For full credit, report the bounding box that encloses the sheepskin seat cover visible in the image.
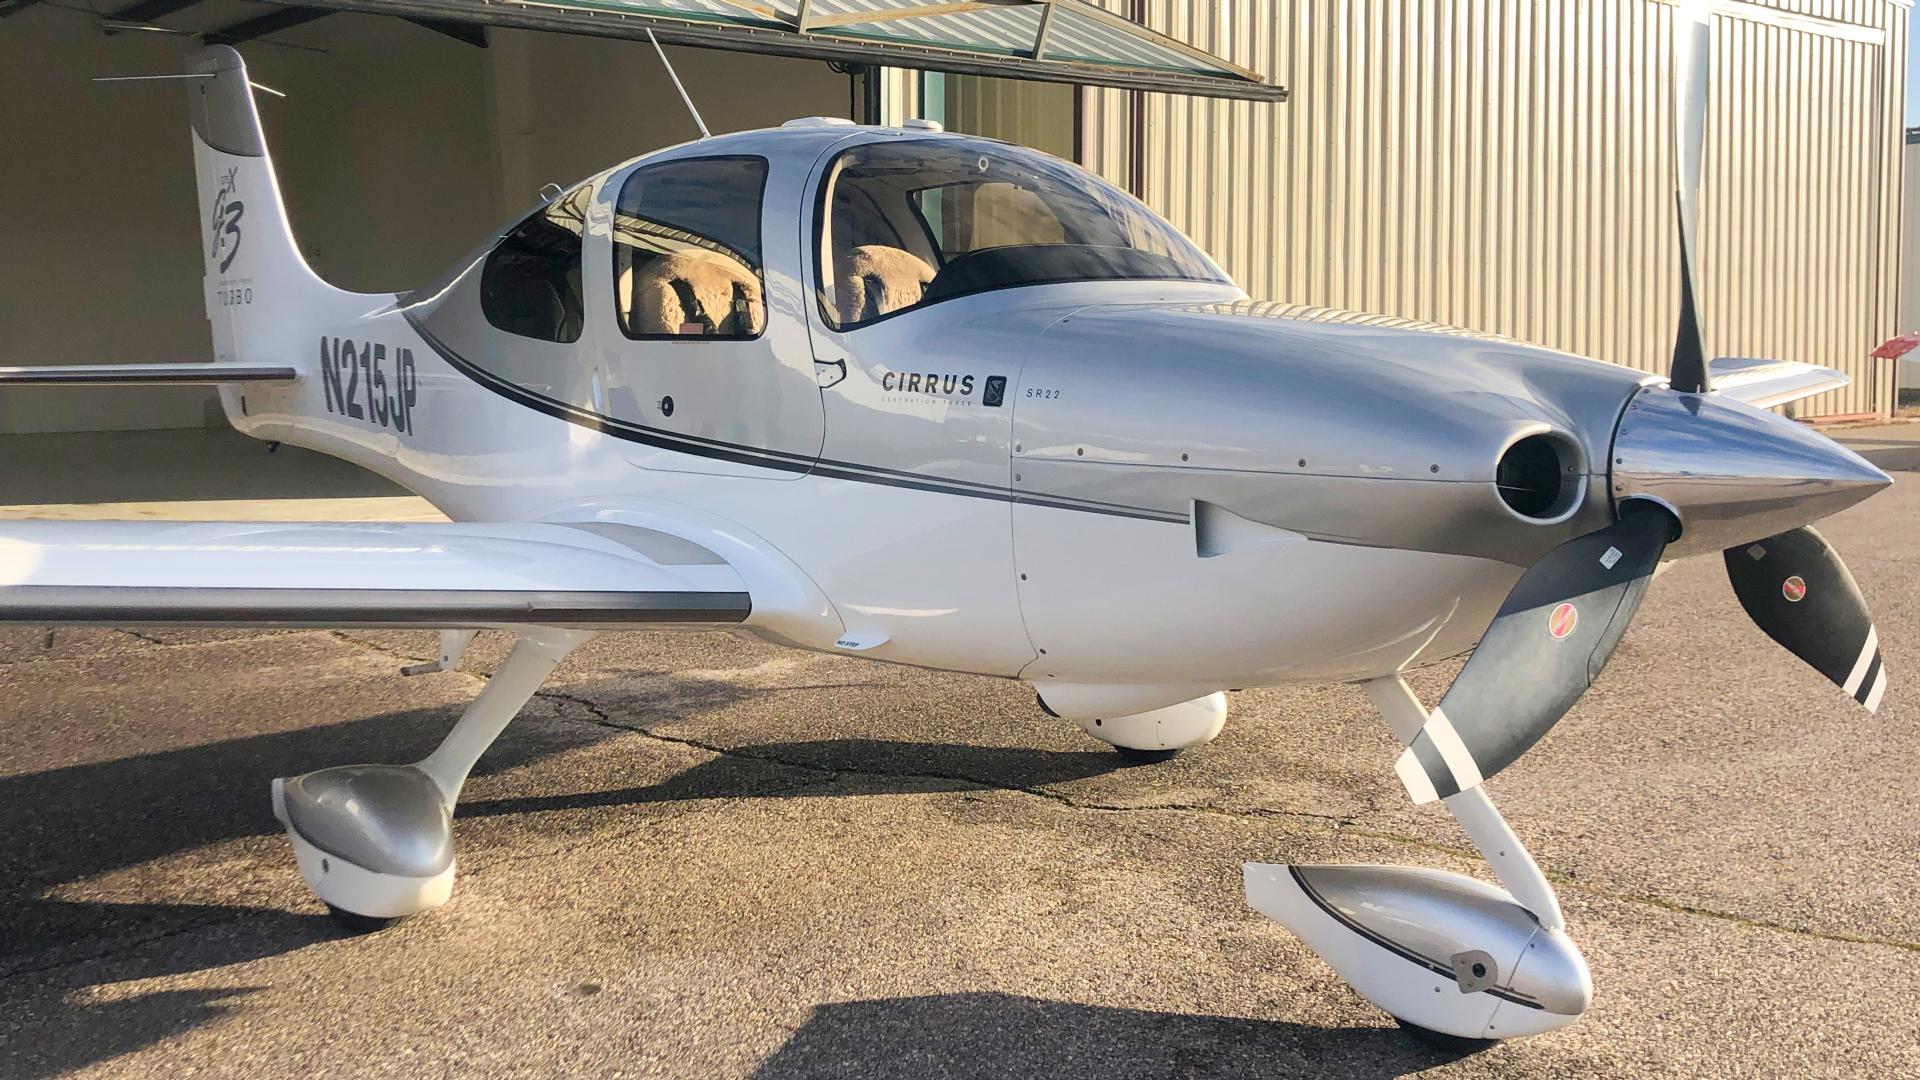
[836,245,936,324]
[622,248,765,336]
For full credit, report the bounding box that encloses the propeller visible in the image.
[1725,526,1885,712]
[1396,508,1674,804]
[1668,0,1713,394]
[1394,0,1888,805]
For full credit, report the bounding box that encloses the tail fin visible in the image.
[188,46,349,367]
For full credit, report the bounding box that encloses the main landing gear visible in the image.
[1243,676,1591,1044]
[271,628,593,932]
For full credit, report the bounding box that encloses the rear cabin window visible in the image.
[480,185,589,344]
[612,156,769,340]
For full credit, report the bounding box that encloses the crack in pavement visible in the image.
[533,687,1920,956]
[532,689,1367,831]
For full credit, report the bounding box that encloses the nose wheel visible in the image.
[1396,1019,1499,1054]
[326,904,407,935]
[1109,745,1184,765]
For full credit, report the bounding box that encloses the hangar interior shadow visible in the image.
[0,666,1168,1075]
[751,992,1476,1079]
[0,429,408,506]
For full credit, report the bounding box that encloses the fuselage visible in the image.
[212,124,1658,706]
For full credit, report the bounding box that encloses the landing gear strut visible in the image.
[1243,676,1591,1042]
[272,628,593,930]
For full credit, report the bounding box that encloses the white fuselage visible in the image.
[198,125,1649,714]
[218,283,1519,699]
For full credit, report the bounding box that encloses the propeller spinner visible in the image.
[1396,0,1892,804]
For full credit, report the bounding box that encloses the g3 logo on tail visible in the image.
[209,167,245,274]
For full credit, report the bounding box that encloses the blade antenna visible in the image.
[1669,0,1713,393]
[647,28,710,140]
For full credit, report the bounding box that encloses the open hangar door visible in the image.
[0,0,1278,436]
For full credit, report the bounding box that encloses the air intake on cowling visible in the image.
[1495,435,1570,520]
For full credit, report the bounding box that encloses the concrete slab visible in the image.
[0,426,1915,1077]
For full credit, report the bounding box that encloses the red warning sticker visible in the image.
[1548,602,1578,640]
[1782,576,1807,603]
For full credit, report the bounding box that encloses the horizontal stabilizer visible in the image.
[0,364,298,385]
[0,520,750,630]
[1707,357,1849,410]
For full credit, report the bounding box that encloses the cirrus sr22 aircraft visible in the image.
[0,20,1893,1046]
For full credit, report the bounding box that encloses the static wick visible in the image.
[92,72,213,82]
[646,27,710,139]
[90,72,285,98]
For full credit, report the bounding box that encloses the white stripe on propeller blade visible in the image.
[1864,666,1888,714]
[1844,627,1880,696]
[1423,707,1484,792]
[1395,752,1440,805]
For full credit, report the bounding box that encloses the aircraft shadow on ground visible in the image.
[752,991,1477,1079]
[0,688,639,1075]
[458,734,1138,819]
[0,671,1147,1075]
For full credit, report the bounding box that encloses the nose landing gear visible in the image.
[1244,676,1591,1043]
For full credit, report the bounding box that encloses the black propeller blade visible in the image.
[1724,526,1886,712]
[1396,508,1675,805]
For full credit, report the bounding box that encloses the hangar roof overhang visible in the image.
[185,0,1286,102]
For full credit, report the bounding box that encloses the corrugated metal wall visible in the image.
[1067,0,1907,418]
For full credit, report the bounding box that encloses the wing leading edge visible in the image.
[0,520,749,629]
[1707,357,1850,411]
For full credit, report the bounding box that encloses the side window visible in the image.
[612,156,769,340]
[481,185,588,344]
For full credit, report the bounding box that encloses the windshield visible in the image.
[816,139,1227,329]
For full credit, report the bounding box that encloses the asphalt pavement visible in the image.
[1,425,1916,1078]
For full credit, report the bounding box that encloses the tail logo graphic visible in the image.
[208,167,245,274]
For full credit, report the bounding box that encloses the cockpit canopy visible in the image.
[817,139,1228,329]
[456,130,1235,353]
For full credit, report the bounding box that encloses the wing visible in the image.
[1708,357,1850,410]
[0,520,749,629]
[0,364,297,385]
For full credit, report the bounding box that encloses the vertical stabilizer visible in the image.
[186,46,349,368]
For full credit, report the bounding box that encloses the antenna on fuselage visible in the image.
[646,28,711,140]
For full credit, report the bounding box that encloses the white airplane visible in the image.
[0,15,1893,1046]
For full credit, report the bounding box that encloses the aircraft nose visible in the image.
[1610,386,1891,556]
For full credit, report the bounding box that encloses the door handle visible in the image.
[814,358,847,389]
